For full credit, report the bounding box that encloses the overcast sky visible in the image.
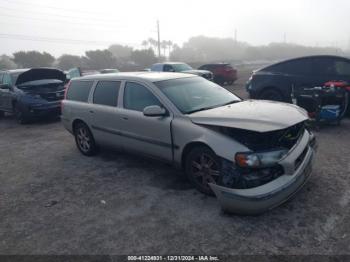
[0,0,349,57]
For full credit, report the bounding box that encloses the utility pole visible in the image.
[157,20,161,59]
[234,29,237,43]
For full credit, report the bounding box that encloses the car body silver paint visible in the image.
[62,72,315,214]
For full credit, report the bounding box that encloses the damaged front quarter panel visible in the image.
[209,128,315,215]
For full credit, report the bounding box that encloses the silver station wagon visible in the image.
[62,72,317,214]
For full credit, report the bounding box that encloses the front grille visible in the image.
[40,90,65,102]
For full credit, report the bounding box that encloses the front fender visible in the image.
[171,116,249,166]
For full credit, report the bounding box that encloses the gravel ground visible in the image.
[1,71,350,255]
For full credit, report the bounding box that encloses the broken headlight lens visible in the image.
[235,149,288,168]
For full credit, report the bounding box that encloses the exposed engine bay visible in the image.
[214,121,306,189]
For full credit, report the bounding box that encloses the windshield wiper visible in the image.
[186,100,240,114]
[186,106,216,114]
[219,100,241,106]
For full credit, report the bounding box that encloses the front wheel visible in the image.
[260,89,285,102]
[185,146,221,195]
[14,105,29,124]
[74,122,97,156]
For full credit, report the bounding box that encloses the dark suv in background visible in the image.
[0,68,66,123]
[246,55,350,103]
[199,63,237,85]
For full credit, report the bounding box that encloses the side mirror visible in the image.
[143,105,167,117]
[0,84,10,90]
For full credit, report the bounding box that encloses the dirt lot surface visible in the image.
[1,70,350,255]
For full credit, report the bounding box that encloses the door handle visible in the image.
[89,110,94,113]
[122,116,128,120]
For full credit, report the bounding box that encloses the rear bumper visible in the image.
[210,130,316,215]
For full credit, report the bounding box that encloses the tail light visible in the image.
[61,81,71,111]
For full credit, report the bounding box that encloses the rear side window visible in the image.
[93,81,121,107]
[199,65,209,70]
[334,60,350,76]
[266,59,312,75]
[124,82,161,112]
[66,80,93,102]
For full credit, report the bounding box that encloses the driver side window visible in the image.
[124,82,162,112]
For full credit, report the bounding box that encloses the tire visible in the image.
[74,122,97,156]
[227,80,234,86]
[214,76,225,86]
[185,146,221,195]
[260,89,285,102]
[14,104,29,124]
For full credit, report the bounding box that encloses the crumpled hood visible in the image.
[183,69,211,76]
[189,100,308,132]
[15,68,66,86]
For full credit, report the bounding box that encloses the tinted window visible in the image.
[124,82,161,112]
[334,60,350,76]
[0,73,3,84]
[311,58,336,76]
[266,59,312,75]
[164,64,174,72]
[199,65,209,70]
[93,81,120,107]
[67,80,94,102]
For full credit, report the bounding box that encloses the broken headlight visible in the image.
[235,149,288,168]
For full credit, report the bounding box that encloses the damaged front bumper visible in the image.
[210,130,316,215]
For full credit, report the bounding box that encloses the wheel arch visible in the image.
[72,118,89,132]
[258,86,288,101]
[181,141,215,170]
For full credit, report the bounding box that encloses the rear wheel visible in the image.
[260,89,285,102]
[74,122,97,156]
[214,76,225,86]
[185,146,221,195]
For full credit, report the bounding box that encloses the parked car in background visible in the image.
[246,55,350,107]
[62,72,316,214]
[150,62,213,81]
[199,63,237,85]
[100,69,120,74]
[0,68,66,123]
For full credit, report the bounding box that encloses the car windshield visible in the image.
[155,77,241,114]
[172,63,193,72]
